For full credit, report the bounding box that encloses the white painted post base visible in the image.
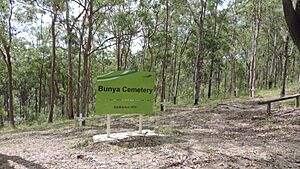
[107,114,111,138]
[138,114,142,134]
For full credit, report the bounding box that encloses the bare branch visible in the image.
[73,0,88,11]
[0,48,8,66]
[185,0,201,27]
[89,36,116,55]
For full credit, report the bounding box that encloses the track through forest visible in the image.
[0,99,300,169]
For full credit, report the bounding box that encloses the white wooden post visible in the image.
[161,99,168,112]
[235,87,239,97]
[78,113,84,127]
[138,114,142,134]
[107,114,111,138]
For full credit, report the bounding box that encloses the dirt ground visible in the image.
[0,99,300,169]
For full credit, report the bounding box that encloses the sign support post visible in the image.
[138,114,143,134]
[107,114,111,138]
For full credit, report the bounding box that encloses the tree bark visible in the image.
[173,31,190,104]
[193,0,207,105]
[38,15,45,116]
[281,36,290,97]
[0,115,3,128]
[269,33,277,89]
[48,8,57,123]
[160,0,169,111]
[208,57,214,99]
[249,0,262,98]
[66,0,74,119]
[81,0,94,124]
[76,11,87,118]
[1,0,15,128]
[282,0,300,51]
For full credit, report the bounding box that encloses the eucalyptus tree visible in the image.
[248,0,262,98]
[107,0,139,71]
[74,0,117,122]
[0,0,15,128]
[169,0,192,104]
[186,0,207,105]
[64,0,85,119]
[137,0,160,71]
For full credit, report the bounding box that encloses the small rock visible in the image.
[77,154,84,159]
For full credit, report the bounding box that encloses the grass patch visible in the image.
[256,83,299,99]
[154,126,183,135]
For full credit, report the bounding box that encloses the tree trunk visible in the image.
[265,28,271,88]
[1,0,15,128]
[160,0,169,111]
[35,88,38,119]
[48,9,57,123]
[6,52,14,127]
[81,0,94,124]
[249,0,262,98]
[269,33,277,89]
[229,55,235,95]
[208,57,214,99]
[116,34,121,70]
[0,115,3,128]
[66,0,74,119]
[194,0,207,105]
[174,62,181,105]
[281,36,290,97]
[38,15,45,116]
[76,12,87,118]
[171,37,178,103]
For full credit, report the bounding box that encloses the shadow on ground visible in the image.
[0,154,45,169]
[109,135,185,149]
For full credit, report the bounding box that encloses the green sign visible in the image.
[96,71,155,114]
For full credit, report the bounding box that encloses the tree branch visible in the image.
[185,0,201,27]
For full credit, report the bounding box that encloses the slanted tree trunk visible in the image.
[173,31,190,104]
[249,0,262,97]
[81,0,94,124]
[282,0,300,51]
